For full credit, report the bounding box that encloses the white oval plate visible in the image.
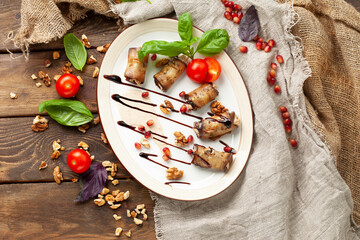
[97,18,253,201]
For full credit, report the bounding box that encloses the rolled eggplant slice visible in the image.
[193,112,240,140]
[184,83,219,110]
[191,144,233,172]
[154,58,186,92]
[124,47,149,85]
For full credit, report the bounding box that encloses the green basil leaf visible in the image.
[189,36,200,45]
[138,40,189,61]
[178,12,193,43]
[39,99,93,126]
[64,33,87,71]
[195,29,230,56]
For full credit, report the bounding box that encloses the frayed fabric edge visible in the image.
[149,190,166,240]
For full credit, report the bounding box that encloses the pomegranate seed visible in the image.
[233,16,240,24]
[238,12,243,21]
[179,91,186,98]
[151,54,157,61]
[146,119,154,126]
[187,135,194,143]
[264,45,272,53]
[187,149,193,155]
[141,92,149,98]
[134,142,141,149]
[267,77,276,86]
[269,69,276,78]
[221,0,226,3]
[227,1,234,8]
[283,118,292,125]
[224,11,232,20]
[224,146,232,152]
[224,1,230,7]
[284,125,292,133]
[233,4,242,11]
[282,112,290,119]
[162,147,171,156]
[261,42,268,50]
[257,38,263,43]
[253,35,259,41]
[274,85,281,94]
[239,46,248,53]
[271,63,277,70]
[138,125,145,131]
[180,104,187,113]
[231,12,237,18]
[276,55,284,64]
[256,42,262,50]
[144,131,151,138]
[267,39,275,47]
[225,7,232,12]
[162,155,169,161]
[289,139,298,148]
[279,106,287,113]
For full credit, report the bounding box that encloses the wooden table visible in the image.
[0,1,358,239]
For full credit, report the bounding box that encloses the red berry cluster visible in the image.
[221,1,243,24]
[266,55,284,94]
[280,107,298,148]
[255,37,276,53]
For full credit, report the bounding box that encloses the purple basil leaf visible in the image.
[238,5,260,42]
[75,163,107,202]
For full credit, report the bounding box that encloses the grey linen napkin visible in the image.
[110,0,360,239]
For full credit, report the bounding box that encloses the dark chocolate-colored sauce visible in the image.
[104,75,187,104]
[112,94,192,129]
[170,108,202,120]
[117,121,167,139]
[152,137,188,153]
[139,152,168,169]
[117,95,157,107]
[165,181,191,185]
[168,157,191,165]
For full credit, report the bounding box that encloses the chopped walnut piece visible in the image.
[110,204,121,210]
[155,58,170,68]
[97,194,104,199]
[136,204,145,210]
[53,166,63,184]
[31,74,38,80]
[60,146,65,151]
[123,191,130,200]
[81,34,91,48]
[113,214,122,220]
[108,201,114,206]
[86,55,97,64]
[164,100,174,110]
[44,59,51,68]
[31,115,49,132]
[112,179,119,186]
[101,133,108,144]
[159,104,170,114]
[51,150,60,159]
[93,67,99,78]
[125,230,132,238]
[130,211,137,218]
[102,161,112,168]
[166,167,184,180]
[140,138,150,149]
[9,92,18,99]
[71,178,78,183]
[94,198,105,206]
[134,218,143,225]
[78,141,89,151]
[90,155,95,161]
[174,131,188,147]
[111,163,118,177]
[35,82,42,88]
[211,100,228,115]
[143,213,148,221]
[33,115,48,125]
[97,43,111,53]
[127,210,131,217]
[53,75,61,81]
[135,208,140,214]
[105,194,115,202]
[62,65,72,74]
[52,140,61,151]
[77,76,84,86]
[107,175,114,181]
[65,61,72,67]
[38,71,46,79]
[141,208,146,214]
[112,190,120,197]
[78,124,90,134]
[115,227,122,237]
[38,71,51,87]
[38,161,47,170]
[53,51,60,60]
[115,192,124,202]
[93,116,100,125]
[101,187,110,195]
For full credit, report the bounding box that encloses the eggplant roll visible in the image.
[154,58,187,92]
[124,47,149,85]
[184,83,219,110]
[191,144,233,172]
[193,112,240,140]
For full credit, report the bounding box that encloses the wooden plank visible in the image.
[0,181,156,239]
[0,116,132,183]
[0,0,122,53]
[0,49,105,117]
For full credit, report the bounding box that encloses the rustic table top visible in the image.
[0,0,358,239]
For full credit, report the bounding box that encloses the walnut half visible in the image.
[174,131,188,147]
[211,100,228,115]
[53,166,63,184]
[166,167,184,180]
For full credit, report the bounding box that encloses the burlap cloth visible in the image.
[8,0,360,238]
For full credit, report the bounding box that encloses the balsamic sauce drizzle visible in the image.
[139,152,168,169]
[117,95,157,107]
[165,181,191,185]
[168,157,191,165]
[152,137,188,152]
[117,121,167,139]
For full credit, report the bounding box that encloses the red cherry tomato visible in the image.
[186,59,209,83]
[67,149,91,174]
[56,74,80,98]
[204,58,221,82]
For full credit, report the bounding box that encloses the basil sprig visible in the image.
[64,33,87,71]
[39,99,93,126]
[138,12,229,60]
